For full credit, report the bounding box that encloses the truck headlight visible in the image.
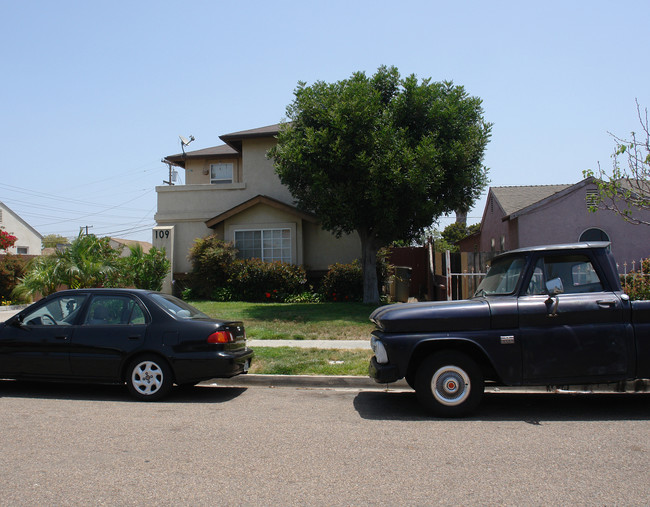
[371,336,389,364]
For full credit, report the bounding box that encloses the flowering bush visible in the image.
[0,230,17,252]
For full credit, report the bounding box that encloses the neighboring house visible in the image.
[109,238,153,257]
[0,202,42,255]
[459,177,650,267]
[154,124,361,281]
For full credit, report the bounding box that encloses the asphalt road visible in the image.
[1,381,650,506]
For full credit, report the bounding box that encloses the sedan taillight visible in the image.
[207,331,234,344]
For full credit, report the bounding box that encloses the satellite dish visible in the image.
[179,134,195,155]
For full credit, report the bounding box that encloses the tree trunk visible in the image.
[359,229,380,305]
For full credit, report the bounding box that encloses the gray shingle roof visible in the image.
[492,185,571,216]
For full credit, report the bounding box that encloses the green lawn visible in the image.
[191,300,379,341]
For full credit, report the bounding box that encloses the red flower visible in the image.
[265,292,271,298]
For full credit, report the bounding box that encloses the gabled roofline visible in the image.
[205,194,318,229]
[0,201,42,239]
[164,144,239,169]
[219,123,282,152]
[502,177,595,222]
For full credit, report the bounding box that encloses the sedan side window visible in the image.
[84,296,147,325]
[22,295,87,326]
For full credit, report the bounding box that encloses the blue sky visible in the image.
[2,0,649,242]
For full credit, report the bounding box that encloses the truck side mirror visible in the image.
[546,277,564,296]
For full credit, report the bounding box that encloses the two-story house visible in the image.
[459,177,650,268]
[0,202,42,255]
[154,124,361,286]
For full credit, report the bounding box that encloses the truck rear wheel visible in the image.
[415,351,484,417]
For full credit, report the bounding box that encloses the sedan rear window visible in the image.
[150,294,210,319]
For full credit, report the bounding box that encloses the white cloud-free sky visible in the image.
[2,0,648,242]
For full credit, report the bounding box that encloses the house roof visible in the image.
[205,194,318,229]
[109,238,153,253]
[219,123,281,152]
[163,123,282,167]
[164,144,239,168]
[491,184,571,216]
[492,177,597,222]
[0,201,42,239]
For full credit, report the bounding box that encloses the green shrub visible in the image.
[621,258,650,300]
[227,259,308,302]
[320,261,363,301]
[187,236,237,298]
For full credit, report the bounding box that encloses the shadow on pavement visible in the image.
[354,390,650,422]
[0,380,246,404]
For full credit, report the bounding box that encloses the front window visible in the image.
[234,229,291,263]
[210,163,233,184]
[475,255,526,296]
[22,294,87,326]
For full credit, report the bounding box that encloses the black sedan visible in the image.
[0,288,253,400]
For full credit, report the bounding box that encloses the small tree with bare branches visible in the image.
[585,100,650,225]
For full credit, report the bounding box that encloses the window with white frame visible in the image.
[210,163,233,184]
[234,229,291,263]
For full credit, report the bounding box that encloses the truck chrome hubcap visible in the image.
[432,365,470,406]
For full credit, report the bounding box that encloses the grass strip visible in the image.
[249,347,373,376]
[192,301,378,341]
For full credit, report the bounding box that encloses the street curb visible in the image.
[203,374,410,390]
[201,375,650,393]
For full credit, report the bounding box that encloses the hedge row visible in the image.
[186,236,387,302]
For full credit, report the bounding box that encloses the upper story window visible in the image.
[210,163,233,184]
[16,246,28,254]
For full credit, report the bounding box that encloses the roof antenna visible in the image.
[179,134,195,155]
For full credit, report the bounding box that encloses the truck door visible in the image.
[518,253,630,383]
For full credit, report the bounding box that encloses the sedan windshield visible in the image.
[474,255,526,296]
[150,293,210,319]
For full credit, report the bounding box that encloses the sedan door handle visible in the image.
[55,335,69,341]
[128,335,142,340]
[596,300,616,308]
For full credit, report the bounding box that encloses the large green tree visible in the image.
[269,66,491,303]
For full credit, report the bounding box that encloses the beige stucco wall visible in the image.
[184,157,241,185]
[0,204,42,255]
[303,223,361,271]
[155,135,362,274]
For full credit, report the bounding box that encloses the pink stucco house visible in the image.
[459,177,650,268]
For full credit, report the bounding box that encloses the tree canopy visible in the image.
[585,100,650,225]
[269,66,491,303]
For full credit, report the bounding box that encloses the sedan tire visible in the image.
[126,356,173,401]
[415,351,484,417]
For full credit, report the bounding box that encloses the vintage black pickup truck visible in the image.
[369,242,650,416]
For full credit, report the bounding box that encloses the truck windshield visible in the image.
[474,255,526,296]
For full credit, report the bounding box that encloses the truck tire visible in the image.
[415,351,484,417]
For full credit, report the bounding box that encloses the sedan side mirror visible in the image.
[546,277,564,296]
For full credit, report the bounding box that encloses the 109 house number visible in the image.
[154,229,170,240]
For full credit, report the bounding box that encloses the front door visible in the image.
[0,294,87,377]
